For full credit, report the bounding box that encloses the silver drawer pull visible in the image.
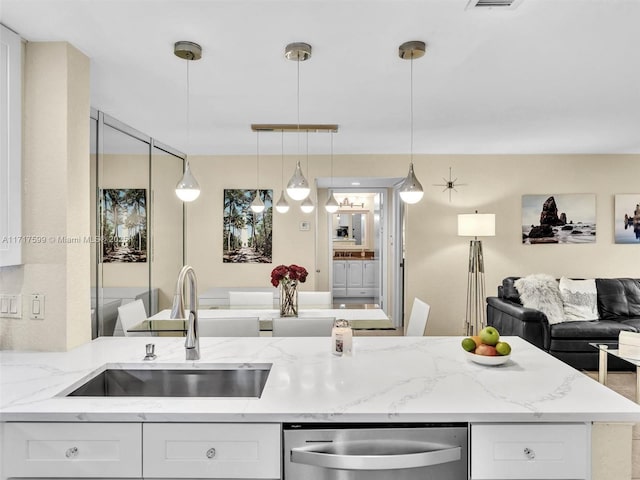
[524,447,535,460]
[65,447,78,458]
[206,447,216,459]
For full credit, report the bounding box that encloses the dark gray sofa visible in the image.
[487,277,640,370]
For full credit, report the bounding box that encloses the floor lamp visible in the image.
[458,212,495,336]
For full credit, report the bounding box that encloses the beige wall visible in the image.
[0,42,91,351]
[187,153,640,334]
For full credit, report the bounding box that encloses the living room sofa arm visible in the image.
[486,297,550,350]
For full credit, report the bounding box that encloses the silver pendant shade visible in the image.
[285,42,312,203]
[398,40,425,205]
[174,41,202,202]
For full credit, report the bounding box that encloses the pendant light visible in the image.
[325,132,339,213]
[398,41,425,205]
[285,42,311,201]
[300,131,315,213]
[174,41,202,202]
[275,131,290,213]
[250,131,265,213]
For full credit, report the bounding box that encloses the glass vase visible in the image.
[280,281,298,317]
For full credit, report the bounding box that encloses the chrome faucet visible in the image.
[170,265,200,360]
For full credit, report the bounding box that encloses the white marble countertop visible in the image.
[2,336,640,423]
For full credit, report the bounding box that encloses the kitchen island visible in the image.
[2,336,640,479]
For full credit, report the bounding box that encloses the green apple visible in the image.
[479,326,500,346]
[461,337,476,352]
[495,341,511,356]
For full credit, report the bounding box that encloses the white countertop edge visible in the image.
[1,412,638,423]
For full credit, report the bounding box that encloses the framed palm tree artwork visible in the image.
[101,188,147,262]
[223,189,273,263]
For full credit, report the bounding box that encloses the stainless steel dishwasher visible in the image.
[283,423,468,480]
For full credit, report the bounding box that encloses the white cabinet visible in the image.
[0,25,22,266]
[3,422,142,478]
[143,423,280,479]
[332,261,347,297]
[347,260,363,288]
[333,260,379,298]
[2,422,280,480]
[362,260,378,289]
[470,423,589,479]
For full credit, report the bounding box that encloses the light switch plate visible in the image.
[0,294,22,319]
[30,294,45,320]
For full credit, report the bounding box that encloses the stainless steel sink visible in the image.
[65,364,271,398]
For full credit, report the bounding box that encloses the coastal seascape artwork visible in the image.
[614,194,640,244]
[522,194,596,245]
[223,189,273,263]
[101,188,147,262]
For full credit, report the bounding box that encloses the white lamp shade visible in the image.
[175,162,201,202]
[250,192,265,213]
[275,191,290,213]
[300,196,315,213]
[325,193,339,213]
[398,163,424,204]
[286,160,310,201]
[458,213,496,237]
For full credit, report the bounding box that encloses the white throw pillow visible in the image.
[514,274,565,325]
[559,277,599,321]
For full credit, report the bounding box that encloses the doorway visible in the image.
[318,180,404,328]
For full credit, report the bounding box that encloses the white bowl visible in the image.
[464,350,511,366]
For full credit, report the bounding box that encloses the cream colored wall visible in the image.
[404,154,640,335]
[151,151,184,310]
[187,155,322,292]
[188,153,640,334]
[0,42,90,351]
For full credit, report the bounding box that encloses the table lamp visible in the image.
[458,212,496,336]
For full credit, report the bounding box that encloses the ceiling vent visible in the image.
[466,0,524,9]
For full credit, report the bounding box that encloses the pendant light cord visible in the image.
[297,55,301,163]
[185,56,190,169]
[330,132,334,188]
[281,130,285,190]
[410,54,414,166]
[256,130,260,190]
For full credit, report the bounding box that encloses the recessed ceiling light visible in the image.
[351,182,360,186]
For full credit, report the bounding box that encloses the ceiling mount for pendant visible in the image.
[174,41,202,61]
[285,42,312,61]
[398,40,426,60]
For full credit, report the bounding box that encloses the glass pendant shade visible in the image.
[250,191,265,213]
[300,196,315,213]
[399,162,424,204]
[275,191,290,213]
[175,161,201,202]
[325,192,339,213]
[286,160,310,200]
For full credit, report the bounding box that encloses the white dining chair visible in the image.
[297,291,332,308]
[115,299,150,337]
[272,317,336,337]
[198,317,260,337]
[228,291,274,308]
[405,297,431,336]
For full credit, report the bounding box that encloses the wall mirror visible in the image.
[332,213,368,247]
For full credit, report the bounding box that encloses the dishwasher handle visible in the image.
[290,442,461,471]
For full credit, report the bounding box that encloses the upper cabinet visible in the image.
[0,25,22,266]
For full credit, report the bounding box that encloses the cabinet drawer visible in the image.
[143,423,280,479]
[3,422,142,478]
[470,423,589,479]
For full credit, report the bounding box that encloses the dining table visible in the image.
[128,307,394,335]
